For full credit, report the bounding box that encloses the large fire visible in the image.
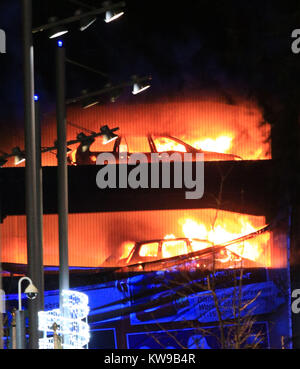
[180,217,270,265]
[118,215,271,268]
[153,138,187,153]
[153,134,234,155]
[191,135,233,153]
[1,209,273,269]
[0,97,271,167]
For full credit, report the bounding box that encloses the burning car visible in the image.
[102,236,259,272]
[68,134,242,165]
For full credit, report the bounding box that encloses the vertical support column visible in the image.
[35,96,44,312]
[22,0,39,349]
[0,175,3,349]
[56,40,69,309]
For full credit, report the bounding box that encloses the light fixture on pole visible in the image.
[100,125,119,144]
[132,75,151,95]
[77,132,95,152]
[48,17,69,39]
[16,276,38,349]
[18,276,38,311]
[82,97,100,109]
[75,9,97,31]
[103,1,125,23]
[12,147,26,165]
[104,83,123,103]
[0,125,120,169]
[81,89,100,109]
[32,2,126,36]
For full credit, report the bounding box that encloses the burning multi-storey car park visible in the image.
[0,95,292,349]
[1,0,300,352]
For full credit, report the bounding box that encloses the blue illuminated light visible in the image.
[38,289,90,349]
[57,40,63,47]
[34,95,39,101]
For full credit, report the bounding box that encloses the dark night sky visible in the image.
[0,0,300,128]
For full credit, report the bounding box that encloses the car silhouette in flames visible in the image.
[68,134,242,165]
[102,236,259,272]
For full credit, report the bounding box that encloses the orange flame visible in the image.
[119,215,270,267]
[154,137,187,153]
[120,241,135,260]
[180,217,270,265]
[191,135,233,153]
[164,234,176,239]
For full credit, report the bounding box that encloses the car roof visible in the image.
[135,237,213,246]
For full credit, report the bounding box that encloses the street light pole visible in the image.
[56,40,69,308]
[34,96,44,311]
[0,179,3,349]
[22,0,40,349]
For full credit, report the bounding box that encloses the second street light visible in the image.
[22,0,43,349]
[56,39,69,312]
[25,1,148,348]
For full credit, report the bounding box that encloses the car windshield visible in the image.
[153,136,187,153]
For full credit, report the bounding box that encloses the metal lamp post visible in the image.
[16,276,38,349]
[31,5,127,317]
[22,0,44,349]
[56,40,69,310]
[34,95,44,311]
